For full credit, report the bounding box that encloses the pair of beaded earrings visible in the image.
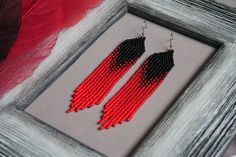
[67,21,175,130]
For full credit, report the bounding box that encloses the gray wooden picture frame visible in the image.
[0,0,236,156]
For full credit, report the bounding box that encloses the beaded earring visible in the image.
[67,22,147,113]
[99,33,175,129]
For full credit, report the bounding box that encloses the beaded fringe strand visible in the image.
[99,50,174,129]
[67,37,145,112]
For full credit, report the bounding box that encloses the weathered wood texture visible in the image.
[0,0,126,156]
[128,0,236,46]
[0,109,105,157]
[0,0,236,157]
[0,0,127,110]
[132,43,236,157]
[126,0,236,157]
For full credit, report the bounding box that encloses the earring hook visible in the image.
[141,20,147,37]
[169,33,173,50]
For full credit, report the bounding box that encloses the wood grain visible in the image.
[128,0,236,46]
[0,0,127,110]
[0,0,236,156]
[0,0,126,156]
[126,0,236,156]
[131,43,236,157]
[0,109,106,157]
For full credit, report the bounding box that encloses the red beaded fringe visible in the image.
[99,50,174,129]
[67,37,145,112]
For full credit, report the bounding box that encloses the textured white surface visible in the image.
[216,0,236,8]
[0,0,125,156]
[217,1,236,157]
[26,13,215,157]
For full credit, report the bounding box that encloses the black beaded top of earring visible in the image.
[141,49,174,86]
[110,37,145,71]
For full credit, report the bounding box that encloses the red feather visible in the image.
[0,0,102,96]
[0,0,21,61]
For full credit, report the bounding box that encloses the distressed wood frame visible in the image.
[0,0,236,156]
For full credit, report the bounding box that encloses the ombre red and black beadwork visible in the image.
[99,50,174,129]
[67,37,145,113]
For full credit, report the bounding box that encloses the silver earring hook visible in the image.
[141,20,147,37]
[169,33,173,50]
